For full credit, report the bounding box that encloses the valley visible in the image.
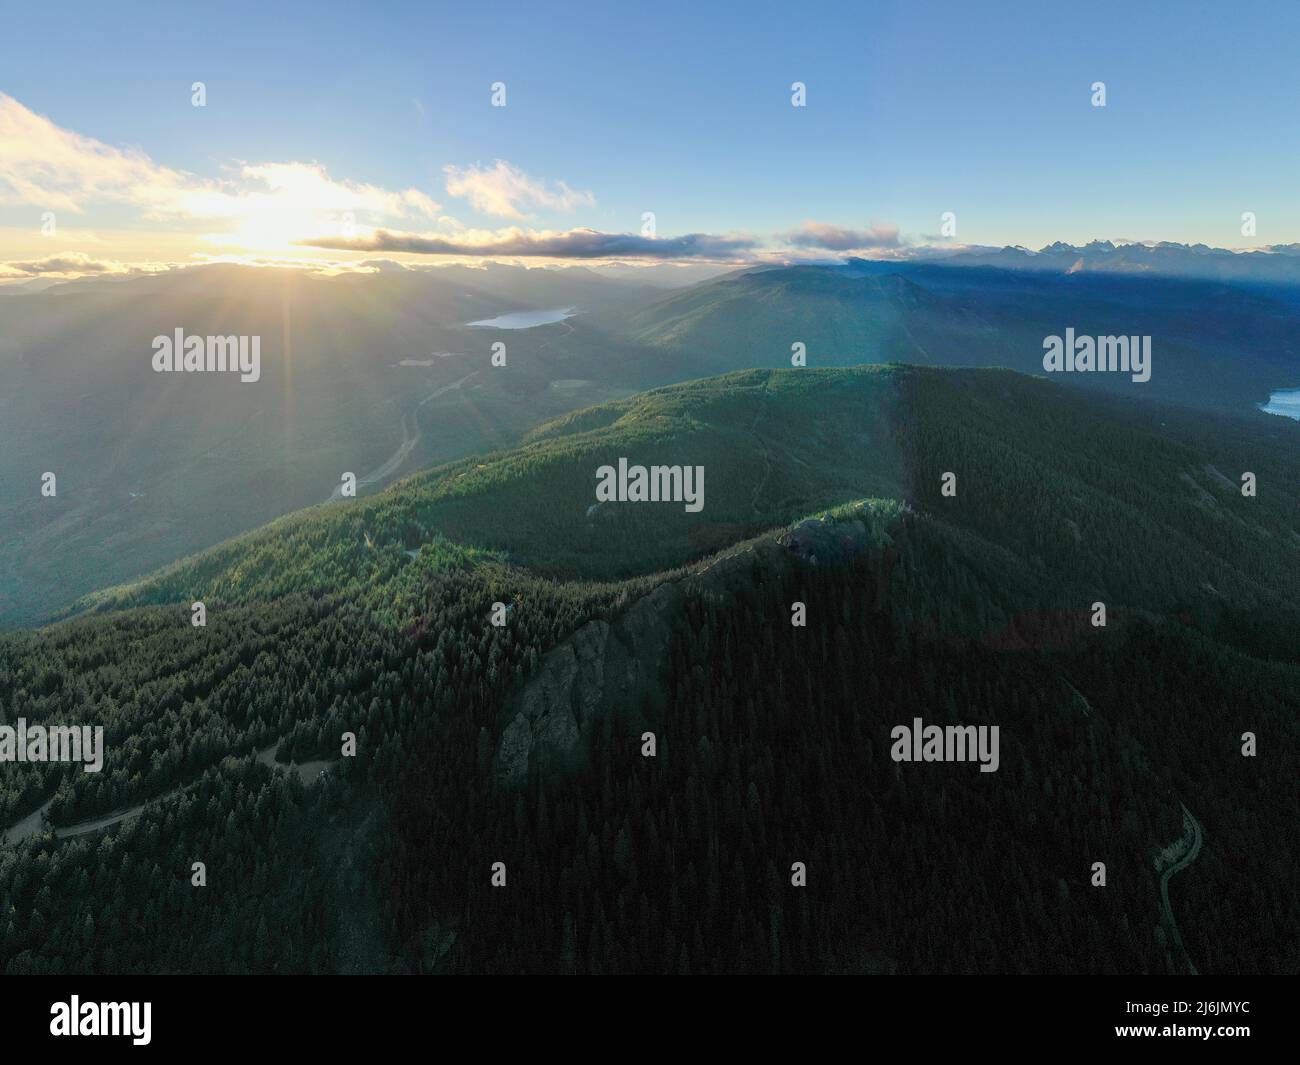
[6,255,1300,629]
[0,265,665,626]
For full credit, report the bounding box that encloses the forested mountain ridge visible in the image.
[3,365,1297,974]
[67,366,908,614]
[9,256,1297,626]
[72,364,1300,632]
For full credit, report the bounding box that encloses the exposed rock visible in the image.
[777,515,870,565]
[495,534,797,786]
[495,582,686,786]
[495,513,890,787]
[496,620,608,785]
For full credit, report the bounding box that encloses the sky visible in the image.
[2,0,1299,281]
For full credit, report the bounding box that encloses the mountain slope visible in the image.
[70,366,907,612]
[0,263,672,626]
[5,365,1298,975]
[630,262,1300,415]
[75,365,1300,638]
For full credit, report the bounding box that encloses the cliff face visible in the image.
[493,514,886,787]
[776,514,870,565]
[494,580,685,786]
[494,617,609,786]
[494,538,786,788]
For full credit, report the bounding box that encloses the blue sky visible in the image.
[2,0,1299,275]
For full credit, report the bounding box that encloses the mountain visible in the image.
[4,365,1296,974]
[629,258,1300,415]
[631,268,953,369]
[943,239,1300,285]
[71,363,1300,618]
[0,263,679,626]
[0,278,65,296]
[554,261,740,287]
[10,246,1298,628]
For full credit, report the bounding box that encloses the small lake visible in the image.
[465,307,576,329]
[1259,389,1300,420]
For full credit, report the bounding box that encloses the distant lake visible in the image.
[1259,388,1300,420]
[465,307,576,329]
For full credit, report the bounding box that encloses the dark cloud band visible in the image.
[300,227,758,261]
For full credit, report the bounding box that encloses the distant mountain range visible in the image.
[934,239,1300,285]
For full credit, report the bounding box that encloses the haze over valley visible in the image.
[6,244,1300,626]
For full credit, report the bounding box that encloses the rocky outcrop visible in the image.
[495,510,890,787]
[495,581,686,786]
[776,514,870,565]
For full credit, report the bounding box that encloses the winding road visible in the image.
[327,371,480,502]
[1159,801,1203,976]
[1,744,337,847]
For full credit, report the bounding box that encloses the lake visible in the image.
[1259,388,1300,420]
[465,307,576,329]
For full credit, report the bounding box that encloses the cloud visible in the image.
[301,226,757,260]
[781,221,902,252]
[880,242,993,260]
[0,251,147,278]
[0,94,194,215]
[189,162,440,221]
[0,94,941,271]
[0,250,393,283]
[356,257,412,273]
[0,94,439,234]
[443,161,595,219]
